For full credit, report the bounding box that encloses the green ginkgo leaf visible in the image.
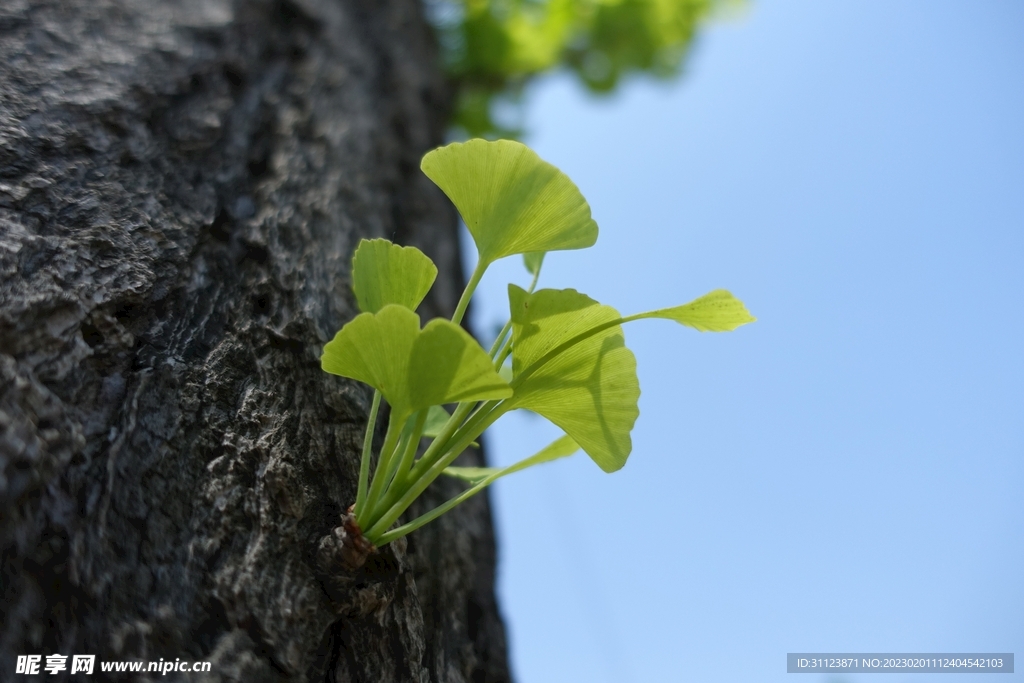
[352,238,438,313]
[322,304,417,404]
[633,289,756,332]
[409,320,512,409]
[506,286,640,473]
[523,251,545,276]
[422,405,452,438]
[420,139,598,265]
[322,305,511,422]
[375,433,581,545]
[443,434,579,485]
[423,404,479,447]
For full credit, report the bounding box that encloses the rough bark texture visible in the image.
[0,1,511,681]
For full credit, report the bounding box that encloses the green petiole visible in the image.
[375,434,578,545]
[365,409,427,523]
[364,400,509,542]
[452,259,486,326]
[359,397,476,531]
[353,390,381,519]
[488,319,512,360]
[360,410,404,522]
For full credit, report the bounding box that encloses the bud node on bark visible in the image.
[317,506,375,574]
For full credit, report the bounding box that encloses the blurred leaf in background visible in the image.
[426,0,741,137]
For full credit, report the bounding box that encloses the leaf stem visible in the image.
[374,469,496,545]
[489,260,540,364]
[407,399,493,482]
[364,400,509,541]
[381,409,427,506]
[360,410,404,522]
[361,398,475,530]
[353,390,381,519]
[452,259,487,326]
[510,313,646,390]
[376,435,577,545]
[495,337,513,369]
[488,319,512,359]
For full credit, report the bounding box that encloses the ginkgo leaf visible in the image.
[322,305,511,422]
[409,320,512,408]
[443,434,579,485]
[506,286,640,473]
[523,251,545,276]
[422,404,479,447]
[422,405,451,438]
[633,289,756,332]
[352,238,437,313]
[375,433,581,545]
[441,467,493,486]
[322,304,418,404]
[420,139,598,265]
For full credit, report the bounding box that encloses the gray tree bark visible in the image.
[0,1,511,681]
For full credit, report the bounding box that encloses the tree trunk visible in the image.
[0,1,511,681]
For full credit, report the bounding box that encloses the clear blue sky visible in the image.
[462,2,1024,682]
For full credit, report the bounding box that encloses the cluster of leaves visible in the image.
[321,139,754,547]
[427,0,734,137]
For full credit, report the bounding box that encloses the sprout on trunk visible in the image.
[319,138,755,562]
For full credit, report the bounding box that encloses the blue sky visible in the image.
[462,2,1024,682]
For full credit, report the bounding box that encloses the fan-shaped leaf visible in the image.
[322,305,511,421]
[635,289,756,332]
[444,434,579,485]
[523,251,545,276]
[352,238,437,313]
[506,286,639,472]
[422,405,452,438]
[409,319,512,408]
[376,433,581,545]
[421,139,598,265]
[321,304,418,407]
